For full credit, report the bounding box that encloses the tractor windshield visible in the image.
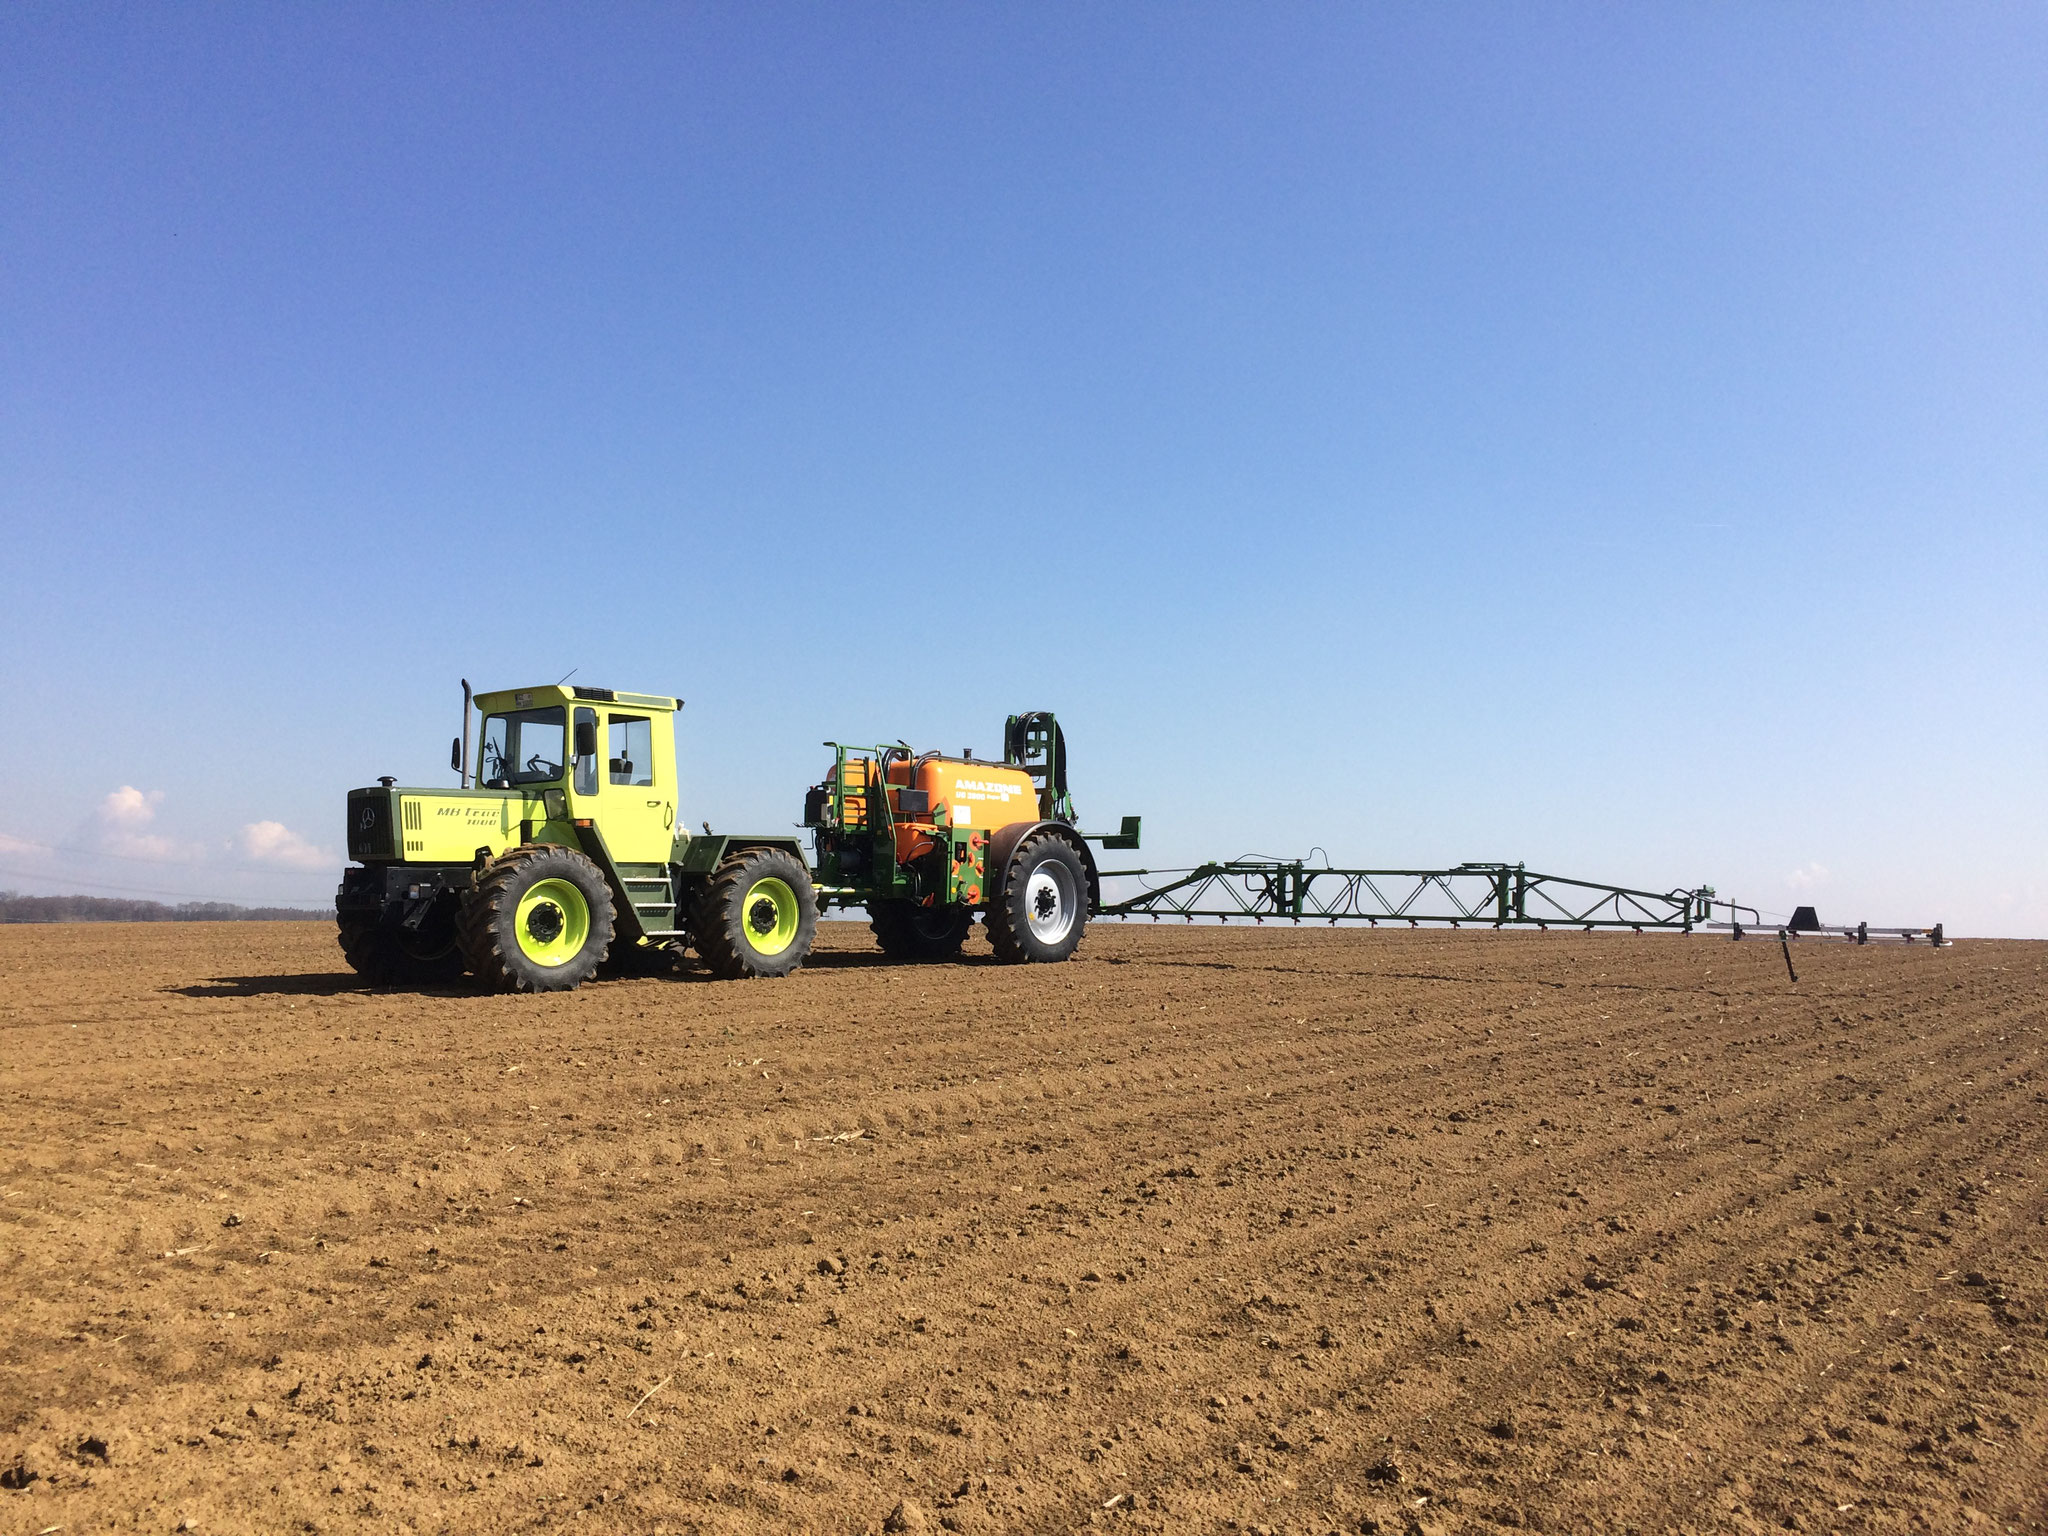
[479,707,566,788]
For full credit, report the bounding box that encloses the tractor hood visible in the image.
[345,782,565,864]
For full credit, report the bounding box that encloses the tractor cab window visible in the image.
[479,707,566,788]
[608,715,654,787]
[573,707,599,796]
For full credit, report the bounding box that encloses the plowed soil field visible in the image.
[3,921,2045,1536]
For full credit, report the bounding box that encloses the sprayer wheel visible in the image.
[871,900,973,961]
[986,832,1088,964]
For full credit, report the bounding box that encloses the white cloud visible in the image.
[1786,862,1829,892]
[96,785,185,860]
[239,820,333,871]
[99,785,164,828]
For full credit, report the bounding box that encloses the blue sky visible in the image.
[3,4,2043,934]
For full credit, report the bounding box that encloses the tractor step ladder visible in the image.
[621,871,680,938]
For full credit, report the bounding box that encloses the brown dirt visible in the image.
[2,920,2045,1535]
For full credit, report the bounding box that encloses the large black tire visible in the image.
[457,844,616,993]
[986,832,1089,964]
[870,900,973,961]
[691,846,818,980]
[337,911,466,987]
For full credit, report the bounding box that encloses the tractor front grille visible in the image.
[346,793,396,861]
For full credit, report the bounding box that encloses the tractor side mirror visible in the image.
[450,737,462,771]
[574,720,598,759]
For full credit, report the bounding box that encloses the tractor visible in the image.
[804,711,1141,962]
[336,683,816,991]
[335,686,1139,992]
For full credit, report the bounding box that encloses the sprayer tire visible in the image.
[691,847,818,980]
[457,844,615,993]
[986,832,1088,964]
[871,899,973,961]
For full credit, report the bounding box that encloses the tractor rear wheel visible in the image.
[337,911,466,987]
[986,832,1088,963]
[691,846,818,980]
[871,900,973,961]
[457,844,616,993]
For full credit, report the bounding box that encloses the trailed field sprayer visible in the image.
[805,711,1140,963]
[336,685,1138,992]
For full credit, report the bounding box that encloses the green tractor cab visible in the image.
[337,683,815,991]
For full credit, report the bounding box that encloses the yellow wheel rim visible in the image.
[516,877,590,966]
[741,876,799,956]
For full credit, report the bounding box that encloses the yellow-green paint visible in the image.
[363,683,685,868]
[515,877,591,966]
[741,876,800,955]
[394,790,568,863]
[472,682,681,865]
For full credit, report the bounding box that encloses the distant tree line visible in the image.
[0,890,325,923]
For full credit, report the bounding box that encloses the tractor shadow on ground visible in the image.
[167,973,436,999]
[165,953,1005,996]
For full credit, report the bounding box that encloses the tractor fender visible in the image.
[986,821,1101,914]
[674,833,809,877]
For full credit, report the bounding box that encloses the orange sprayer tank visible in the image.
[882,757,1038,870]
[882,757,1039,829]
[920,758,1039,831]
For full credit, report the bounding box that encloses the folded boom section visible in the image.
[1098,859,1944,943]
[1098,860,1717,930]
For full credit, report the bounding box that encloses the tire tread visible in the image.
[457,845,615,993]
[986,831,1088,964]
[691,847,818,980]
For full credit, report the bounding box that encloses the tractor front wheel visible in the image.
[986,832,1088,964]
[871,900,973,961]
[457,845,616,993]
[692,847,818,980]
[338,911,466,987]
